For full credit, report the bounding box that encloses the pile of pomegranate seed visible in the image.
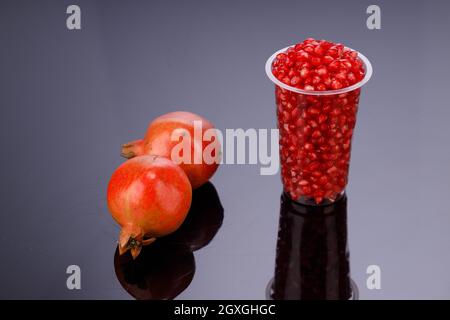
[272,38,365,204]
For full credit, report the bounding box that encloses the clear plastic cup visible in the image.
[265,45,373,205]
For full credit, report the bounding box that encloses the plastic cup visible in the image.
[265,45,372,205]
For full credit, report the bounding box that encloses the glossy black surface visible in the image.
[272,193,351,300]
[114,242,195,300]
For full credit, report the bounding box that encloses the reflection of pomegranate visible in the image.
[107,155,192,259]
[121,111,221,189]
[114,243,195,300]
[162,182,224,251]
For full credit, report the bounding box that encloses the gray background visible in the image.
[0,0,449,299]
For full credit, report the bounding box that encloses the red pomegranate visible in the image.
[121,111,221,189]
[107,155,192,258]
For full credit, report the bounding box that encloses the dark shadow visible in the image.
[114,182,224,300]
[271,193,352,300]
[161,181,224,251]
[114,242,195,300]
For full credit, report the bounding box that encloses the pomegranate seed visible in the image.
[343,141,350,150]
[328,61,340,71]
[298,51,309,60]
[276,53,287,61]
[303,125,312,135]
[331,80,343,90]
[316,66,328,76]
[319,175,328,185]
[299,180,309,186]
[335,72,347,82]
[300,68,310,78]
[304,143,313,151]
[323,55,334,65]
[312,130,322,139]
[309,120,318,128]
[312,171,323,178]
[302,185,312,194]
[291,135,298,146]
[312,75,321,85]
[347,51,358,59]
[311,56,321,66]
[314,44,326,56]
[314,193,324,203]
[308,107,320,116]
[301,61,312,69]
[291,76,301,86]
[296,117,305,127]
[332,108,342,116]
[347,72,356,83]
[327,48,338,57]
[327,166,338,175]
[318,114,327,124]
[308,162,320,171]
[304,45,314,53]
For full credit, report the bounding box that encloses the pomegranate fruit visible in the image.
[107,155,192,259]
[121,111,221,189]
[269,38,367,204]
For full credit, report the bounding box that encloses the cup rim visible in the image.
[265,44,373,96]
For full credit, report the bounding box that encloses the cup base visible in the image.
[265,277,359,300]
[285,190,345,207]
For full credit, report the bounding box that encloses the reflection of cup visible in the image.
[271,193,352,300]
[114,182,223,300]
[266,47,372,205]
